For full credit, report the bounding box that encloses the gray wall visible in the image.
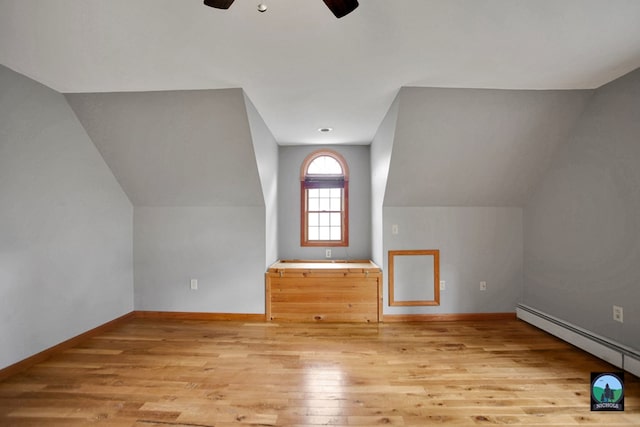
[134,207,265,313]
[384,207,523,315]
[67,88,270,314]
[245,92,279,268]
[0,65,133,369]
[524,68,640,350]
[378,87,591,315]
[279,145,371,260]
[370,95,399,267]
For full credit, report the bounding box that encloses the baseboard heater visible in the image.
[516,304,640,378]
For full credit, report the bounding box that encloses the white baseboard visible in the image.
[624,353,640,378]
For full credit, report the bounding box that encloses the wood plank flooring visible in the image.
[0,319,638,426]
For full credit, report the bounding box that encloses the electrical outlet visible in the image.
[613,305,623,323]
[325,249,331,258]
[440,280,446,290]
[190,279,198,290]
[480,281,487,291]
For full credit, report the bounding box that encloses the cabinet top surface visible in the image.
[268,260,381,273]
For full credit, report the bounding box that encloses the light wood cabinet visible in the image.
[265,260,382,322]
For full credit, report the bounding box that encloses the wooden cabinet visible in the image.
[265,260,382,323]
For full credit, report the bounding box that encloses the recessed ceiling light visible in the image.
[318,127,333,133]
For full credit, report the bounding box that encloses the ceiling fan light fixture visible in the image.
[322,0,359,18]
[203,0,235,10]
[204,0,358,18]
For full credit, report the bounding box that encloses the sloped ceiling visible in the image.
[384,87,594,206]
[2,0,640,145]
[66,89,264,206]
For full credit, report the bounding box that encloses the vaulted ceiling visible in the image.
[2,0,640,145]
[66,89,265,206]
[385,87,593,206]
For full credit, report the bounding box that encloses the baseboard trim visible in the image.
[516,304,640,378]
[383,312,516,322]
[0,311,135,382]
[134,311,266,322]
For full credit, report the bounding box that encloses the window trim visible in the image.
[300,149,349,247]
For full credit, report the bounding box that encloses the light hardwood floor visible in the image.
[0,319,638,426]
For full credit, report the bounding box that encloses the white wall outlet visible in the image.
[480,281,487,291]
[613,305,623,323]
[190,279,198,290]
[392,224,399,235]
[440,280,446,290]
[325,249,331,258]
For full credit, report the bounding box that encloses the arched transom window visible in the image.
[300,150,349,247]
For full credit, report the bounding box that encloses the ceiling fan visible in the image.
[203,0,359,19]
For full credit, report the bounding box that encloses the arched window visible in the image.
[300,150,349,247]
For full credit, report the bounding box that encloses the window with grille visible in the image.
[300,150,349,247]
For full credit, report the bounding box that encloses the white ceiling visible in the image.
[2,0,640,145]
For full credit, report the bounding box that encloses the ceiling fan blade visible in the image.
[322,0,359,18]
[203,0,235,10]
